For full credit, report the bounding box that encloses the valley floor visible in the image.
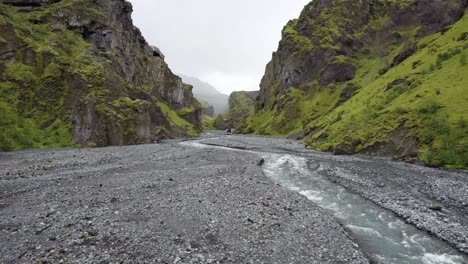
[0,134,367,263]
[201,132,468,258]
[1,132,468,263]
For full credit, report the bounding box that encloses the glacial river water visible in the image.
[184,140,468,264]
[262,153,467,264]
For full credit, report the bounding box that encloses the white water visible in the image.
[262,153,467,264]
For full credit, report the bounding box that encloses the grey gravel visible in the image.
[201,132,468,256]
[0,133,369,264]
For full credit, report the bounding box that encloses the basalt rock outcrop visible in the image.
[224,91,258,130]
[214,114,227,130]
[0,0,202,150]
[242,0,468,168]
[199,100,215,117]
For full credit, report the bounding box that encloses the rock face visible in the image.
[199,100,215,117]
[243,0,468,168]
[0,0,202,150]
[257,0,466,110]
[197,98,215,117]
[214,115,227,130]
[225,91,258,130]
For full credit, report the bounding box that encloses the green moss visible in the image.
[198,99,209,108]
[0,0,200,150]
[0,2,100,150]
[176,107,196,117]
[0,14,6,26]
[222,91,258,130]
[157,102,199,137]
[304,12,468,168]
[202,115,216,130]
[244,7,468,168]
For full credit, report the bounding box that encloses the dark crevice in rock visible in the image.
[4,2,41,7]
[335,83,360,108]
[391,45,418,67]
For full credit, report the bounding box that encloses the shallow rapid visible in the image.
[262,153,467,264]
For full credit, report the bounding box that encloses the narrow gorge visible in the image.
[1,1,468,263]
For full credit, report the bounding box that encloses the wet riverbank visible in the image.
[0,134,368,263]
[200,132,468,261]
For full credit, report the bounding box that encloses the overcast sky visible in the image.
[129,0,310,95]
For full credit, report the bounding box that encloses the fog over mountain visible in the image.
[180,75,229,116]
[129,0,311,94]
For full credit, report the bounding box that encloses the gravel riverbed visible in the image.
[0,133,369,264]
[201,132,468,257]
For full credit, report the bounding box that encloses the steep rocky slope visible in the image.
[180,74,229,116]
[225,91,258,130]
[241,0,468,168]
[211,91,258,130]
[199,99,217,130]
[0,0,202,151]
[199,99,214,117]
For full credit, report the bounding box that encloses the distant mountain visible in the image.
[180,75,229,115]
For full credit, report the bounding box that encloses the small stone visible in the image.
[428,205,443,211]
[256,158,265,166]
[87,230,98,237]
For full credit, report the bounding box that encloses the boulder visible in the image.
[151,46,165,60]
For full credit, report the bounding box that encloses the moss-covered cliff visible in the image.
[241,0,468,168]
[225,91,258,130]
[210,91,258,131]
[0,0,202,151]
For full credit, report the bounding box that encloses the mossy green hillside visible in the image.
[157,102,200,137]
[241,83,341,136]
[0,2,94,150]
[202,116,216,131]
[0,1,200,150]
[304,12,468,168]
[223,91,257,130]
[243,7,468,168]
